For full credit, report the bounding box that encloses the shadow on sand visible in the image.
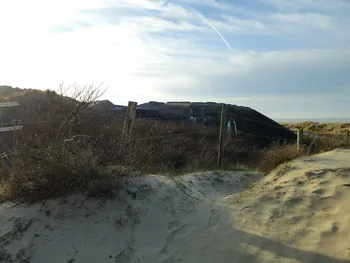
[235,229,350,263]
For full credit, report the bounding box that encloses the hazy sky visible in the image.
[1,0,350,118]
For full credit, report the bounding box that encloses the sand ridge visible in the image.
[228,148,350,262]
[0,149,349,263]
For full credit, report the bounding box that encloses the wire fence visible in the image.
[1,111,349,143]
[0,105,348,148]
[1,105,349,172]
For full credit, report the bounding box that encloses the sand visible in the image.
[228,148,350,263]
[1,149,349,263]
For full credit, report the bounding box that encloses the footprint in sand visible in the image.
[305,171,327,179]
[160,223,188,255]
[207,209,221,228]
[168,221,182,231]
[284,197,303,208]
[312,188,325,195]
[336,168,350,178]
[319,180,330,185]
[178,197,195,212]
[320,222,340,237]
[113,249,133,263]
[289,215,304,224]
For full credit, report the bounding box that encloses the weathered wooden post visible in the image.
[297,129,303,153]
[346,131,349,145]
[122,101,137,139]
[218,103,227,168]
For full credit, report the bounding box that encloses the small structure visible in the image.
[88,100,127,121]
[136,101,297,147]
[0,102,23,166]
[90,100,115,111]
[136,101,165,120]
[0,102,23,131]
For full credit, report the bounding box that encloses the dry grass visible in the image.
[0,141,125,203]
[0,85,125,203]
[311,134,347,153]
[284,121,350,134]
[2,111,348,203]
[0,86,348,203]
[104,120,259,174]
[1,116,347,203]
[0,118,257,203]
[257,133,348,174]
[257,143,306,173]
[258,121,349,174]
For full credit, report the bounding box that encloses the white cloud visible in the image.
[212,15,271,35]
[160,3,194,19]
[260,0,350,11]
[120,16,205,32]
[110,0,166,10]
[0,0,350,118]
[177,0,222,8]
[268,12,334,29]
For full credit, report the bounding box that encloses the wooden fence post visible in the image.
[347,131,349,145]
[297,129,303,153]
[122,101,137,139]
[218,103,227,168]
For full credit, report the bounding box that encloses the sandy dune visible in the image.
[1,149,350,263]
[229,148,350,263]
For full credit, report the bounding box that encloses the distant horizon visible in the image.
[2,86,350,122]
[274,118,350,124]
[111,100,350,123]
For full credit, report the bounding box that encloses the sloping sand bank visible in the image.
[1,149,349,263]
[229,148,350,263]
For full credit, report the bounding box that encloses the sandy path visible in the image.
[0,171,261,263]
[0,149,349,263]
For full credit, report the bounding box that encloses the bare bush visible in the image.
[257,132,348,174]
[0,85,123,203]
[0,141,123,203]
[313,134,347,152]
[1,84,349,203]
[257,143,306,174]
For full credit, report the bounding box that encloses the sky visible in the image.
[0,0,350,119]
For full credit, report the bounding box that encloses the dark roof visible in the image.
[137,101,165,111]
[136,101,297,146]
[111,105,126,110]
[90,100,113,106]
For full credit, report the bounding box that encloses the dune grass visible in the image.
[283,121,350,134]
[0,87,348,203]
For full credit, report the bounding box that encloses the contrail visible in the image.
[189,8,233,52]
[163,0,233,52]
